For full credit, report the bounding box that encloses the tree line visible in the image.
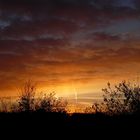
[0,80,140,115]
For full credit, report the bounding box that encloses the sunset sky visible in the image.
[0,0,140,104]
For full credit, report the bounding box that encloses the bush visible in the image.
[16,80,67,113]
[18,80,36,112]
[102,81,140,115]
[35,92,68,113]
[0,98,9,112]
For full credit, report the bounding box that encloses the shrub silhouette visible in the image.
[18,80,36,112]
[16,80,67,113]
[85,102,105,114]
[35,92,68,113]
[102,81,140,115]
[0,98,9,112]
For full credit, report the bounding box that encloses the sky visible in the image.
[0,0,140,104]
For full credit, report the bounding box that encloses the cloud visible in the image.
[0,0,139,34]
[88,32,121,41]
[0,0,140,98]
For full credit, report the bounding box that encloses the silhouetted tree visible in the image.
[102,81,140,115]
[17,80,68,113]
[18,80,36,112]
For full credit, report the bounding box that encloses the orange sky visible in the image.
[0,0,140,104]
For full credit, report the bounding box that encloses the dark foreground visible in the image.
[0,112,139,138]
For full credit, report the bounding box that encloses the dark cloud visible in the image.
[134,0,140,9]
[0,0,139,42]
[88,32,121,41]
[0,0,140,98]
